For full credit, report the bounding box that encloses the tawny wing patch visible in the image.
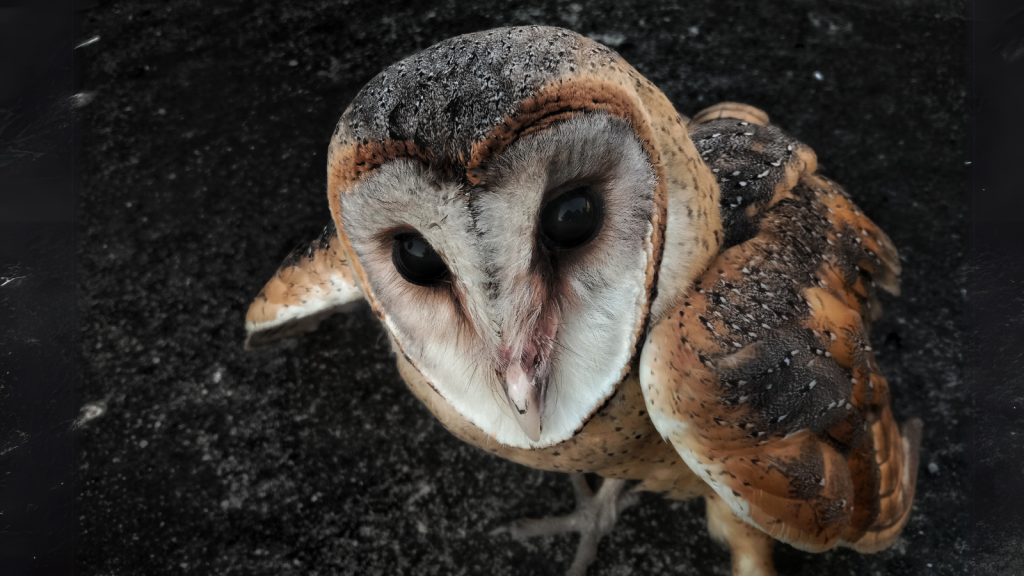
[640,110,920,553]
[245,222,364,349]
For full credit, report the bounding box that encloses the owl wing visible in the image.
[244,222,364,349]
[639,103,921,552]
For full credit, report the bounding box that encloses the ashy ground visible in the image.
[74,1,969,574]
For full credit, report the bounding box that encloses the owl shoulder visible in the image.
[640,102,917,552]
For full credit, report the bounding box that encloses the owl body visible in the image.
[246,26,920,573]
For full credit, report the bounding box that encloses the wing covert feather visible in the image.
[245,222,364,349]
[640,105,919,552]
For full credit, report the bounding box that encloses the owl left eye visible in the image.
[539,185,604,251]
[392,233,450,287]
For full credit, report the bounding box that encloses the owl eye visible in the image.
[392,233,450,286]
[539,186,604,251]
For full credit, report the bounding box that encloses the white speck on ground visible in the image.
[562,3,582,27]
[406,482,433,507]
[76,35,100,49]
[588,32,626,47]
[71,92,96,108]
[76,402,107,428]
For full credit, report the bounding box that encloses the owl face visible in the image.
[341,113,657,447]
[326,26,722,449]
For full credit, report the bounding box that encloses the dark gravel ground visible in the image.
[66,0,975,574]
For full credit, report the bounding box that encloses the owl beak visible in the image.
[499,312,556,443]
[504,358,544,442]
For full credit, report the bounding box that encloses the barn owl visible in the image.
[244,26,921,576]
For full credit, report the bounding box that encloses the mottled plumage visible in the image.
[642,114,917,553]
[245,222,362,349]
[245,26,920,575]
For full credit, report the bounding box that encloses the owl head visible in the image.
[325,26,722,448]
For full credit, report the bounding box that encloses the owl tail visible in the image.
[847,417,923,553]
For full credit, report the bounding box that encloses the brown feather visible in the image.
[244,222,362,349]
[643,110,919,552]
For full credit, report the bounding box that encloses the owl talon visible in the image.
[493,474,638,576]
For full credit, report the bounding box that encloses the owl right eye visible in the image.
[392,233,450,287]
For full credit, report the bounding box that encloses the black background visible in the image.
[1,0,1021,574]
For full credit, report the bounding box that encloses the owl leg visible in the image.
[705,493,776,576]
[493,473,638,576]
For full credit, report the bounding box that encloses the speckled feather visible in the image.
[339,27,613,170]
[642,112,919,552]
[245,222,362,349]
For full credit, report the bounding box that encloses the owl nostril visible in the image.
[519,342,540,372]
[495,308,560,379]
[497,344,541,381]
